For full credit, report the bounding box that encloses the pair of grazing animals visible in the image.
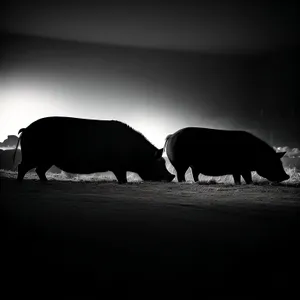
[14,116,289,184]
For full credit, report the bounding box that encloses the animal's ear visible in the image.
[154,148,164,159]
[276,151,286,158]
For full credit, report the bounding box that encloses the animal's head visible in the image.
[139,148,175,182]
[256,151,289,183]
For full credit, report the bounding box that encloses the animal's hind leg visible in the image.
[168,157,189,182]
[191,166,199,182]
[17,162,36,182]
[36,164,52,181]
[174,164,189,182]
[241,171,252,184]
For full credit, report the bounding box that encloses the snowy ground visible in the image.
[1,172,300,296]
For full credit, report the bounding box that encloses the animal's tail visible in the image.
[163,134,173,152]
[13,128,25,166]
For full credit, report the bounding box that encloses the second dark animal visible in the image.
[164,127,289,184]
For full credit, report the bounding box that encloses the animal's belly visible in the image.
[55,164,109,174]
[192,158,244,176]
[199,168,233,176]
[54,157,111,175]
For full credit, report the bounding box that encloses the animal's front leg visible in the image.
[241,171,253,184]
[113,169,127,184]
[232,173,241,185]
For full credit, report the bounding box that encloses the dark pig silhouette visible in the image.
[14,116,175,183]
[164,127,289,184]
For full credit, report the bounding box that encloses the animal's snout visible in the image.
[273,173,290,183]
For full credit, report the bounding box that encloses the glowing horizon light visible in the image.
[0,78,68,141]
[0,75,176,148]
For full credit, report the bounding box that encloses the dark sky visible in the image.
[3,0,299,52]
[1,1,300,148]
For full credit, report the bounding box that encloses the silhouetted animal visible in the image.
[14,116,175,183]
[164,127,289,184]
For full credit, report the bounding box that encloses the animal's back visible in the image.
[166,127,263,162]
[23,116,137,152]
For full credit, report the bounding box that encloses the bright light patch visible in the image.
[129,114,171,149]
[0,78,66,141]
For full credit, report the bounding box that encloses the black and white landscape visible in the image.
[1,0,300,296]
